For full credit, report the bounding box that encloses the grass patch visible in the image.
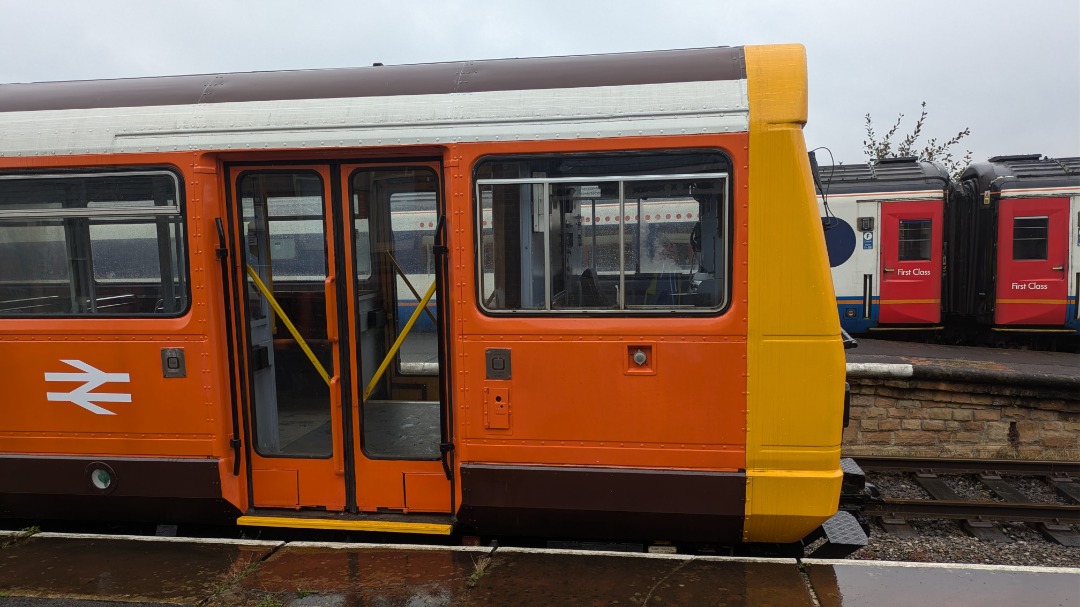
[467,554,493,589]
[252,595,285,607]
[0,526,41,550]
[203,557,263,606]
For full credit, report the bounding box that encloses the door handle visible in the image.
[883,267,894,273]
[324,276,338,343]
[1052,265,1065,271]
[330,376,344,476]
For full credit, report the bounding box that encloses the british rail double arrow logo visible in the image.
[44,359,131,415]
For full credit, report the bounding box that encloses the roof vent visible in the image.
[987,154,1041,162]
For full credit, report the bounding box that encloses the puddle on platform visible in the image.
[0,536,273,604]
[234,546,476,606]
[464,553,812,607]
[223,547,814,607]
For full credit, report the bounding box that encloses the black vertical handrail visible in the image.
[434,213,455,484]
[216,218,243,475]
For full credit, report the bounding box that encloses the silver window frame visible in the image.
[0,170,188,317]
[475,171,730,315]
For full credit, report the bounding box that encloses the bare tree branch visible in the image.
[864,101,972,179]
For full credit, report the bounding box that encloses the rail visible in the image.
[863,499,1079,523]
[855,456,1080,477]
[855,455,1080,545]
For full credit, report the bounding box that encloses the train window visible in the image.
[1012,216,1049,260]
[475,151,730,314]
[898,219,933,261]
[353,187,373,283]
[389,189,438,375]
[0,171,187,316]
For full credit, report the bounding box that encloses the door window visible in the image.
[240,171,333,458]
[351,167,442,460]
[1012,216,1049,260]
[351,168,440,376]
[897,219,932,261]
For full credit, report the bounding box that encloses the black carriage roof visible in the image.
[815,157,950,195]
[959,155,1080,192]
[0,47,746,113]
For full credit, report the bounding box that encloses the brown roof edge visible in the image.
[0,46,746,112]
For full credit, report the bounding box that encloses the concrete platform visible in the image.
[804,559,1080,607]
[846,338,1080,388]
[1,533,1077,606]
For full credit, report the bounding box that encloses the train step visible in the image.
[796,458,872,558]
[805,510,870,559]
[237,509,453,535]
[840,457,866,495]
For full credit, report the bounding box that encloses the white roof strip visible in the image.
[0,79,749,157]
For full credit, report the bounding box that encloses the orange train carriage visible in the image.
[0,45,861,551]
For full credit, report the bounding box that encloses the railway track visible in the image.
[854,456,1080,546]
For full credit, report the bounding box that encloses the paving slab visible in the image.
[806,560,1080,607]
[0,533,279,606]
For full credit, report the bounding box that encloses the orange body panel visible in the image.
[457,337,746,469]
[403,472,452,513]
[2,337,216,452]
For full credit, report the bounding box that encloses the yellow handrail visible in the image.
[364,280,437,400]
[245,265,331,386]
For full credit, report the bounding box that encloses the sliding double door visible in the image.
[228,161,450,514]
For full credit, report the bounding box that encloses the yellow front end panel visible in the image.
[742,45,846,542]
[745,469,844,542]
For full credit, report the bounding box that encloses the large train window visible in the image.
[475,151,729,314]
[0,171,187,316]
[1012,216,1049,260]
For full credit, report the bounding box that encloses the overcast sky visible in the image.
[1,0,1076,165]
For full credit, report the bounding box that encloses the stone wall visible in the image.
[842,377,1080,461]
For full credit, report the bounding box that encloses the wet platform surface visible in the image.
[0,534,271,605]
[805,560,1080,607]
[2,533,1078,606]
